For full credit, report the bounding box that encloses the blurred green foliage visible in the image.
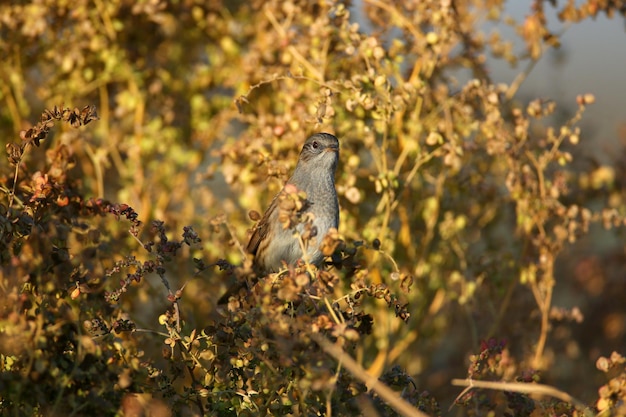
[2,0,626,416]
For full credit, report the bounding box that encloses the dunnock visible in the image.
[218,132,340,304]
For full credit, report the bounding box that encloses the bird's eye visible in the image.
[311,141,319,149]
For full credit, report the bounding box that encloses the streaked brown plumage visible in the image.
[218,133,340,304]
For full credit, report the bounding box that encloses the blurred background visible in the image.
[2,0,626,414]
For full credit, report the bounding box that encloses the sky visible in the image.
[494,2,626,160]
[351,1,626,161]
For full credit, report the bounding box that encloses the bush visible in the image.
[1,1,626,416]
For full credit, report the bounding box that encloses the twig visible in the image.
[311,333,430,417]
[451,379,589,411]
[505,58,538,101]
[222,216,248,259]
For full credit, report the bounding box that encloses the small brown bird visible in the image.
[218,133,340,304]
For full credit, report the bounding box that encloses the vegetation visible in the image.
[1,0,626,416]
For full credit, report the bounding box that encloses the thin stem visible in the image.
[451,378,587,411]
[311,333,430,417]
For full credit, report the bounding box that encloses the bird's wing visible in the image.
[246,221,266,256]
[246,193,279,256]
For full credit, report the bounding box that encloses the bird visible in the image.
[218,132,340,304]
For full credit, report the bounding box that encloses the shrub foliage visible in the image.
[1,1,626,416]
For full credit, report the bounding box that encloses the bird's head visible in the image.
[297,132,339,169]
